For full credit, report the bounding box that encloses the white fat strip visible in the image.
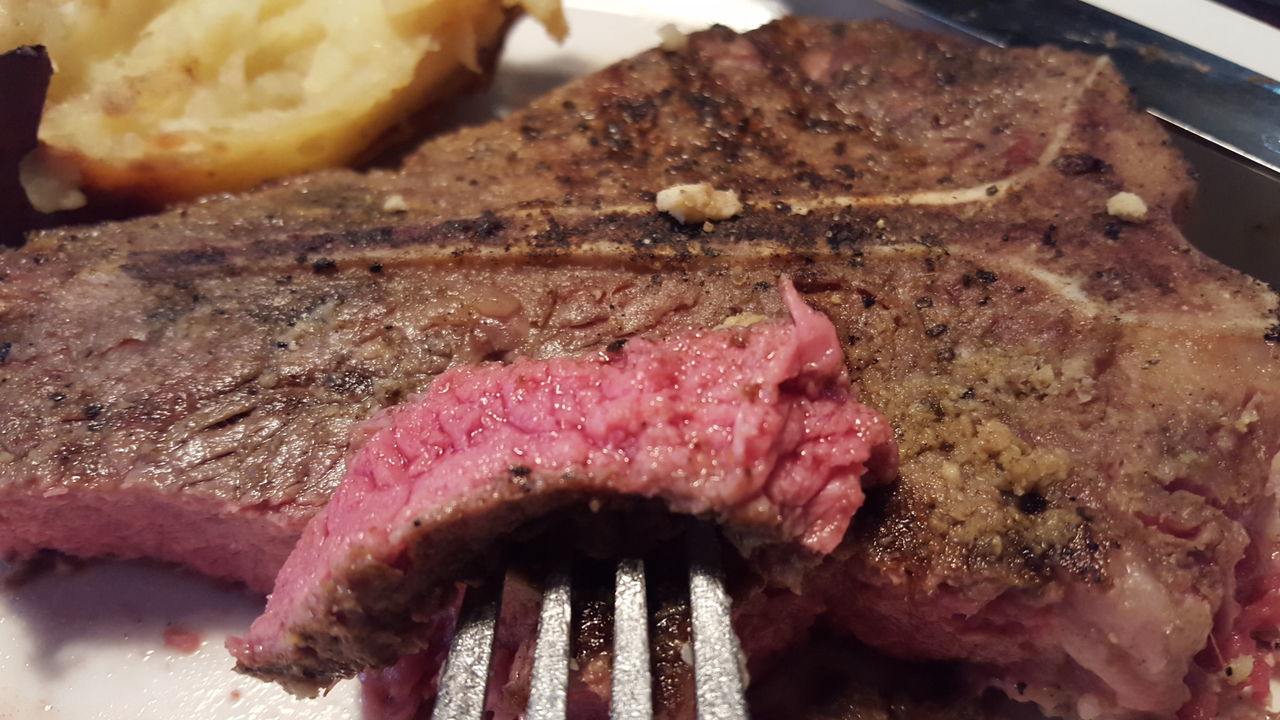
[855,243,1107,319]
[794,56,1110,212]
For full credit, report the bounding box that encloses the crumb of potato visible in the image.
[1106,191,1148,222]
[382,193,409,213]
[655,182,741,224]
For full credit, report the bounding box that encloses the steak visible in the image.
[230,279,895,691]
[1,17,1278,720]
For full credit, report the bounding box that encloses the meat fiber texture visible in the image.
[3,16,1280,720]
[229,279,896,692]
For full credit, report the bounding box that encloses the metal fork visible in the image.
[430,523,748,720]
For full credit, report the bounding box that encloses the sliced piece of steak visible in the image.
[1,17,1277,720]
[228,279,895,692]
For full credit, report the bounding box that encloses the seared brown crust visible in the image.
[1,18,1277,713]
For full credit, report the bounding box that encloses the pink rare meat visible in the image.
[228,278,896,693]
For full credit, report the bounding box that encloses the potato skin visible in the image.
[1,0,565,206]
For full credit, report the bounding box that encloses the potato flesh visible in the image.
[0,0,566,202]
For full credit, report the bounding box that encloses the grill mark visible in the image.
[109,204,1276,340]
[122,247,232,281]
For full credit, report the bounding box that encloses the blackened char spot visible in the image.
[825,222,866,252]
[332,226,394,249]
[617,97,657,126]
[1053,153,1109,175]
[834,164,859,179]
[439,211,504,239]
[793,170,829,189]
[534,217,569,249]
[1018,492,1048,515]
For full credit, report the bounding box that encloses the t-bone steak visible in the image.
[0,17,1277,720]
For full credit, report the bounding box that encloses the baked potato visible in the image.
[0,0,566,206]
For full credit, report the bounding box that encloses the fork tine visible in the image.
[526,566,572,720]
[688,524,748,720]
[432,581,502,720]
[611,557,653,720]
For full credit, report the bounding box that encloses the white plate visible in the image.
[0,4,779,719]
